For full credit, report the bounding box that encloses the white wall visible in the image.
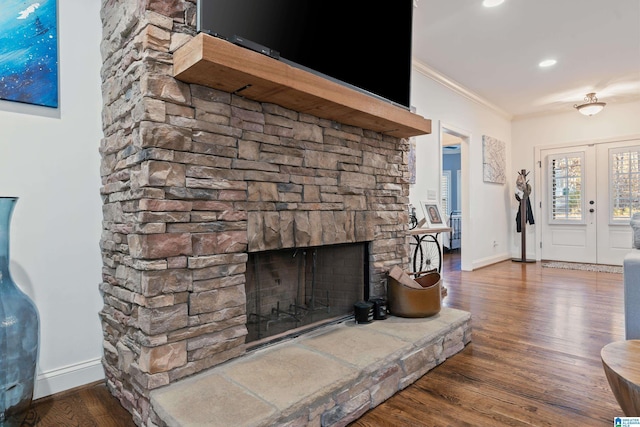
[511,100,640,259]
[410,65,513,270]
[0,0,104,398]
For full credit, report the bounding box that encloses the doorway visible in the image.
[540,139,640,265]
[441,134,461,252]
[440,123,471,271]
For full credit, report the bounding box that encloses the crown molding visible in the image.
[412,59,513,121]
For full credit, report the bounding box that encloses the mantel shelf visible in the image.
[173,33,431,139]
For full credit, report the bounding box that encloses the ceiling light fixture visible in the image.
[482,0,505,7]
[539,59,557,68]
[574,93,606,116]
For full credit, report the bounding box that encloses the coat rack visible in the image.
[513,169,536,263]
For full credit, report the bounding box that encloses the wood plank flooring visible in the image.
[10,381,134,427]
[351,253,625,426]
[19,253,625,426]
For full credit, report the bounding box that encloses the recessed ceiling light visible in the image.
[539,59,557,68]
[483,0,505,7]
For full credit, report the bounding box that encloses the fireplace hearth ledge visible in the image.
[149,307,471,427]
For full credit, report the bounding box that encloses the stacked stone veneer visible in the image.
[99,1,412,425]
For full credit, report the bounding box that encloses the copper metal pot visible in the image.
[387,270,441,318]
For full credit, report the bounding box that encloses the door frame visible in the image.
[533,134,640,261]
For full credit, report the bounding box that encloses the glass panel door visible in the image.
[541,146,596,263]
[595,141,640,265]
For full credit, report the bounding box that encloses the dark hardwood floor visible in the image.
[351,252,625,426]
[11,381,134,427]
[19,252,625,426]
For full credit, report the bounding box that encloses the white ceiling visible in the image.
[412,0,640,119]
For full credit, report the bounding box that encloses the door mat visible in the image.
[541,261,623,274]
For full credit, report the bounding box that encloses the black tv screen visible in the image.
[197,1,413,109]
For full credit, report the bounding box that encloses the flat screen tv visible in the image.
[197,1,413,110]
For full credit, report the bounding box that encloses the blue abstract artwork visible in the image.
[0,1,58,108]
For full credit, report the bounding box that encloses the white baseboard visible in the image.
[472,252,511,270]
[34,358,105,399]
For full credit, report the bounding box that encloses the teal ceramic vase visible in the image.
[0,197,39,426]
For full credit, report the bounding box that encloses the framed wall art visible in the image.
[482,135,506,184]
[0,0,59,108]
[408,137,417,184]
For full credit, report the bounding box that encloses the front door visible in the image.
[541,140,640,265]
[541,145,597,263]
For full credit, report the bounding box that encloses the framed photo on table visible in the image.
[421,201,447,228]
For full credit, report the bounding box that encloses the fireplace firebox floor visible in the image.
[149,307,471,427]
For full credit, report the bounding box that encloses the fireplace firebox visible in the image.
[246,243,368,344]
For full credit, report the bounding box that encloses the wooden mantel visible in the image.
[173,33,431,139]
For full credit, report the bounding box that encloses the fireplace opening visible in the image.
[245,242,368,345]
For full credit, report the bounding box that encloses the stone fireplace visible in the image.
[98,1,427,424]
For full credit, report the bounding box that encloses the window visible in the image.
[457,170,461,212]
[441,171,451,219]
[610,147,640,222]
[549,153,584,222]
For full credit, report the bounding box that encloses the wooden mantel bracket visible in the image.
[173,33,432,139]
